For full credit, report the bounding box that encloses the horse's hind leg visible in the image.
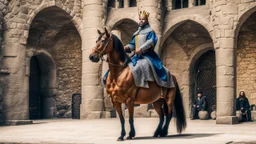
[161,88,175,137]
[126,98,136,139]
[152,99,165,137]
[113,102,126,141]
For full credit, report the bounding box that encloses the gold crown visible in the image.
[138,10,150,19]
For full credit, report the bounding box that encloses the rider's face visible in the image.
[139,17,148,26]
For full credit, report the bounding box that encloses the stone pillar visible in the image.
[123,0,130,8]
[137,0,163,55]
[166,0,173,10]
[189,0,195,7]
[212,0,238,124]
[80,0,107,119]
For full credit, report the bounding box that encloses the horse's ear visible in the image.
[97,29,102,35]
[105,28,110,38]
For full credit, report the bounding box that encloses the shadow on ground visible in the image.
[134,133,221,140]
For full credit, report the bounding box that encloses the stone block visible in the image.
[82,86,103,100]
[3,43,21,57]
[216,87,235,103]
[82,99,104,111]
[222,4,238,15]
[225,29,234,38]
[3,120,33,126]
[217,66,234,75]
[82,74,101,86]
[83,0,102,6]
[82,61,101,74]
[216,116,239,124]
[216,49,235,66]
[125,104,150,118]
[80,111,103,119]
[217,102,235,116]
[216,75,234,87]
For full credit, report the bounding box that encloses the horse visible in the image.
[89,28,187,141]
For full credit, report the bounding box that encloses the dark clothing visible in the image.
[236,96,252,121]
[191,96,207,119]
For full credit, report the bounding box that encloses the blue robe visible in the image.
[103,24,167,85]
[126,24,167,82]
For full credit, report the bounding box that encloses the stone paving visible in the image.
[0,118,256,144]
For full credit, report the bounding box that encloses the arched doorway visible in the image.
[28,53,57,119]
[194,50,216,114]
[161,20,213,117]
[27,6,82,118]
[29,56,42,119]
[237,11,256,105]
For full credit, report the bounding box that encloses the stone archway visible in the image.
[27,6,82,119]
[29,53,57,119]
[161,20,213,117]
[236,11,256,105]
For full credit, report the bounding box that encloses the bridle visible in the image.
[93,35,111,58]
[92,34,123,67]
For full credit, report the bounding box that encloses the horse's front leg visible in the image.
[113,102,126,141]
[126,98,135,140]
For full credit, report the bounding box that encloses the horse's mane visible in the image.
[111,34,131,66]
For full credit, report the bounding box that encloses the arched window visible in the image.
[173,0,188,9]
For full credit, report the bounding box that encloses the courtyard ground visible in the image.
[0,118,256,144]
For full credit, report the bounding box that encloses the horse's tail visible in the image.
[174,82,187,134]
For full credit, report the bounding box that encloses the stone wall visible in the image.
[162,20,212,87]
[237,12,256,105]
[54,29,82,118]
[0,0,9,124]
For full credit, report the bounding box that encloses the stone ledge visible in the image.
[3,120,33,126]
[216,116,239,124]
[0,69,10,74]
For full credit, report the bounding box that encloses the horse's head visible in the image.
[89,28,113,62]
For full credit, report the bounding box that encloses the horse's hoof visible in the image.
[153,134,159,137]
[160,132,167,137]
[126,136,134,140]
[117,137,124,141]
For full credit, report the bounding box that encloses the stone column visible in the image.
[123,0,130,8]
[212,0,238,124]
[80,0,107,119]
[0,0,30,120]
[189,0,195,7]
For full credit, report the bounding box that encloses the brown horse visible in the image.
[89,28,186,141]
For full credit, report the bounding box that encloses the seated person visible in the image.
[236,91,252,122]
[191,91,207,120]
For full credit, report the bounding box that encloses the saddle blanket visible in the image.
[128,57,175,88]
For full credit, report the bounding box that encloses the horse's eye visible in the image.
[101,40,106,43]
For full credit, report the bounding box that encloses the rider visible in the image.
[103,10,168,85]
[124,10,167,82]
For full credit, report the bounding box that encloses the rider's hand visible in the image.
[124,46,130,51]
[136,49,143,55]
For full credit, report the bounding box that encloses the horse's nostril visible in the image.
[89,55,93,61]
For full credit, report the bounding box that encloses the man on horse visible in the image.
[124,10,168,83]
[103,10,173,88]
